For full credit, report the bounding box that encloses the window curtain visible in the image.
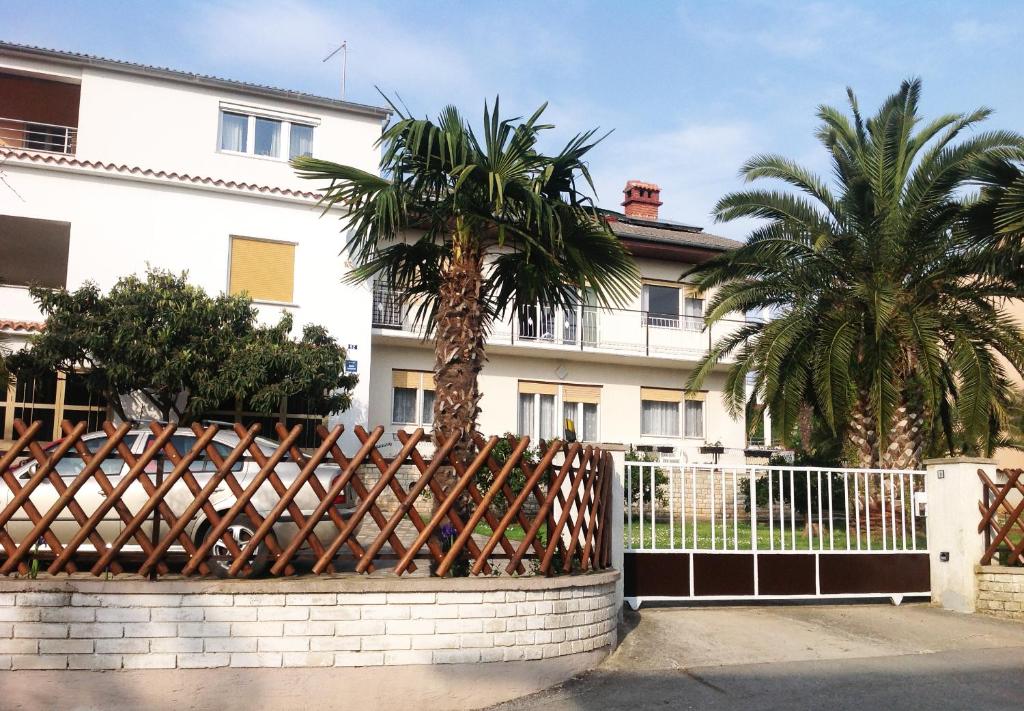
[642,400,679,436]
[220,112,248,152]
[289,124,313,159]
[392,387,417,423]
[518,393,535,437]
[421,390,435,424]
[684,400,704,438]
[582,403,598,441]
[254,117,281,157]
[538,394,556,440]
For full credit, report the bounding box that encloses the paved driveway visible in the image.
[489,603,1024,710]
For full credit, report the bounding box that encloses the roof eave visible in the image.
[0,42,392,121]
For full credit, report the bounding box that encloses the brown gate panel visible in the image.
[623,553,689,597]
[693,553,755,597]
[819,553,929,594]
[757,554,816,595]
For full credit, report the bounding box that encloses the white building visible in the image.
[369,181,762,464]
[0,42,389,452]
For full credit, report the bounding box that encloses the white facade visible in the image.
[369,240,757,465]
[0,43,388,452]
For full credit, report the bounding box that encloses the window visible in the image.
[519,381,600,443]
[254,117,281,157]
[2,371,110,448]
[219,112,248,152]
[391,370,434,426]
[218,109,316,160]
[683,297,704,331]
[640,387,705,438]
[228,236,295,304]
[684,398,705,438]
[0,214,70,289]
[289,124,314,159]
[642,282,704,330]
[640,387,681,437]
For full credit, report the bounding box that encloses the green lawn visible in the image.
[473,521,545,542]
[625,518,927,551]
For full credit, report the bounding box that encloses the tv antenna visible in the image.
[323,41,348,100]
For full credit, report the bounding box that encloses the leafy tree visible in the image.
[6,268,356,426]
[293,99,638,464]
[686,79,1024,468]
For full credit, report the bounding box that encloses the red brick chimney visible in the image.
[622,180,662,220]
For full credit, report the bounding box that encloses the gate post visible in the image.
[923,456,995,613]
[608,448,625,621]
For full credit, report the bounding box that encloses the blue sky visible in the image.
[6,0,1024,239]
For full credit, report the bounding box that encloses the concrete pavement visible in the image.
[489,603,1024,710]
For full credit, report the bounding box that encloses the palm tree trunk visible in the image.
[846,388,878,468]
[881,398,924,469]
[432,250,486,467]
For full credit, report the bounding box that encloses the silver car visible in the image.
[3,427,361,576]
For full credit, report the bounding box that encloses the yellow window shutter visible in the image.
[392,370,422,389]
[685,391,707,402]
[519,381,558,396]
[640,387,683,403]
[562,384,601,404]
[229,236,295,303]
[422,372,435,391]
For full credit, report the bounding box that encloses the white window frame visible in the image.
[563,400,600,442]
[518,383,601,443]
[683,398,706,440]
[640,399,682,438]
[217,104,318,162]
[391,383,433,427]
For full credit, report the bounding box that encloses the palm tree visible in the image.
[294,99,638,461]
[687,79,1024,468]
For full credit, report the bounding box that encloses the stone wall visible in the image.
[976,565,1024,621]
[0,571,618,671]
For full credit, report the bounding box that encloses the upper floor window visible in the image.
[218,108,315,161]
[642,281,704,331]
[0,214,70,289]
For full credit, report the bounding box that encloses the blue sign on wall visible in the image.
[344,360,358,373]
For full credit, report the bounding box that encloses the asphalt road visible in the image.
[488,603,1024,710]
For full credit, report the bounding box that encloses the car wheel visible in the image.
[198,515,269,578]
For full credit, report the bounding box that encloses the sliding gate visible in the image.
[623,462,929,608]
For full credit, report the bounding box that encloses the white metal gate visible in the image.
[623,462,929,608]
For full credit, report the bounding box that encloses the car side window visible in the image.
[144,435,242,473]
[50,435,133,478]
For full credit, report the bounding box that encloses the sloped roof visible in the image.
[0,41,391,120]
[607,214,743,252]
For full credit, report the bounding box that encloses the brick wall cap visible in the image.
[0,570,618,596]
[976,564,1024,576]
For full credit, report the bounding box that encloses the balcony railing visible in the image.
[0,117,78,155]
[371,286,748,361]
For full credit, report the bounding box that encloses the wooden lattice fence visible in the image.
[979,468,1024,567]
[0,419,613,578]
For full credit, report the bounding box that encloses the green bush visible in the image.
[474,434,541,514]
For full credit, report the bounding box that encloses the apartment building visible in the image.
[369,181,761,463]
[0,42,389,452]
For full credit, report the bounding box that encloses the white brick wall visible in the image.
[0,572,618,671]
[976,565,1024,621]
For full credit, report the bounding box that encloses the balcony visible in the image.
[371,284,747,364]
[0,72,81,156]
